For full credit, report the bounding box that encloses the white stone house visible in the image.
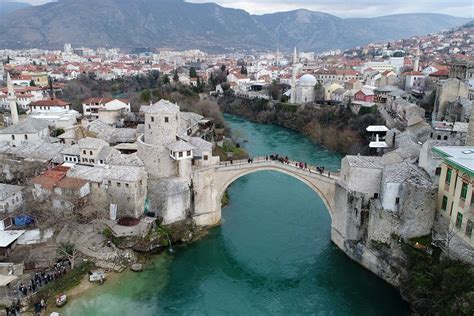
[78,137,118,166]
[0,184,24,213]
[61,144,81,164]
[82,98,131,121]
[0,117,50,147]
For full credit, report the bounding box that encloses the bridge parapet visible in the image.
[195,156,339,181]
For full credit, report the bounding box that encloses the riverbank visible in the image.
[217,95,383,155]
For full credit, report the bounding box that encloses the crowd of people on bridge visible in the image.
[222,154,333,178]
[266,154,331,177]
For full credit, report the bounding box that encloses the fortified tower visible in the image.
[138,100,181,179]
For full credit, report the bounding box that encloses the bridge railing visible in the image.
[215,156,339,179]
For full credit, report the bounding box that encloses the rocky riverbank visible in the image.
[217,95,384,155]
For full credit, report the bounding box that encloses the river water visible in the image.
[63,114,408,315]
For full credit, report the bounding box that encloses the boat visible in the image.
[89,270,106,283]
[55,294,67,307]
[131,263,143,272]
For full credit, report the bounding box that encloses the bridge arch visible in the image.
[216,165,336,220]
[183,159,341,228]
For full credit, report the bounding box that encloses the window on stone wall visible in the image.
[395,197,400,205]
[24,135,28,140]
[204,155,208,161]
[456,212,463,228]
[83,150,86,154]
[179,152,183,158]
[446,168,452,185]
[11,135,15,140]
[125,183,129,188]
[151,116,154,122]
[466,220,473,238]
[435,167,441,175]
[90,151,93,155]
[117,182,121,187]
[374,193,379,199]
[187,150,191,156]
[441,196,448,211]
[461,182,468,200]
[165,117,169,123]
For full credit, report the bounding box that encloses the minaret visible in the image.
[6,72,19,125]
[413,47,420,72]
[290,47,297,104]
[276,48,280,67]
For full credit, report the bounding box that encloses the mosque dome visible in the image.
[299,74,317,87]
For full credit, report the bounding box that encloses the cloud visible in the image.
[17,0,54,4]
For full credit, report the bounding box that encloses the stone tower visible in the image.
[137,100,180,179]
[466,106,474,146]
[143,99,179,146]
[6,72,19,125]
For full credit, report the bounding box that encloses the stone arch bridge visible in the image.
[191,157,339,227]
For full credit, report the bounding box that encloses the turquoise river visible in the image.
[63,114,409,315]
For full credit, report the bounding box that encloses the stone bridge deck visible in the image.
[197,156,339,180]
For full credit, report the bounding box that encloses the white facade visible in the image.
[0,118,50,147]
[295,74,317,103]
[0,184,24,213]
[82,98,131,121]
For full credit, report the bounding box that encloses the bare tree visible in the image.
[57,242,78,269]
[433,217,457,258]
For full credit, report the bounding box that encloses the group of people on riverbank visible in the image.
[19,261,69,298]
[3,260,72,315]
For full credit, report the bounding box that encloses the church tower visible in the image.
[6,72,19,125]
[290,47,297,104]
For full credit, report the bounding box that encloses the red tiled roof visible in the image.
[56,177,88,190]
[401,71,424,76]
[31,169,67,191]
[429,69,449,77]
[29,98,71,107]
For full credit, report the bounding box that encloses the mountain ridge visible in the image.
[0,0,470,52]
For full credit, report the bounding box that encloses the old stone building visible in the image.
[433,78,469,121]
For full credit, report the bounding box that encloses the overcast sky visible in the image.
[16,0,474,18]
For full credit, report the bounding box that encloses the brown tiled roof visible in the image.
[429,69,449,77]
[56,177,88,189]
[29,98,70,107]
[31,169,67,190]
